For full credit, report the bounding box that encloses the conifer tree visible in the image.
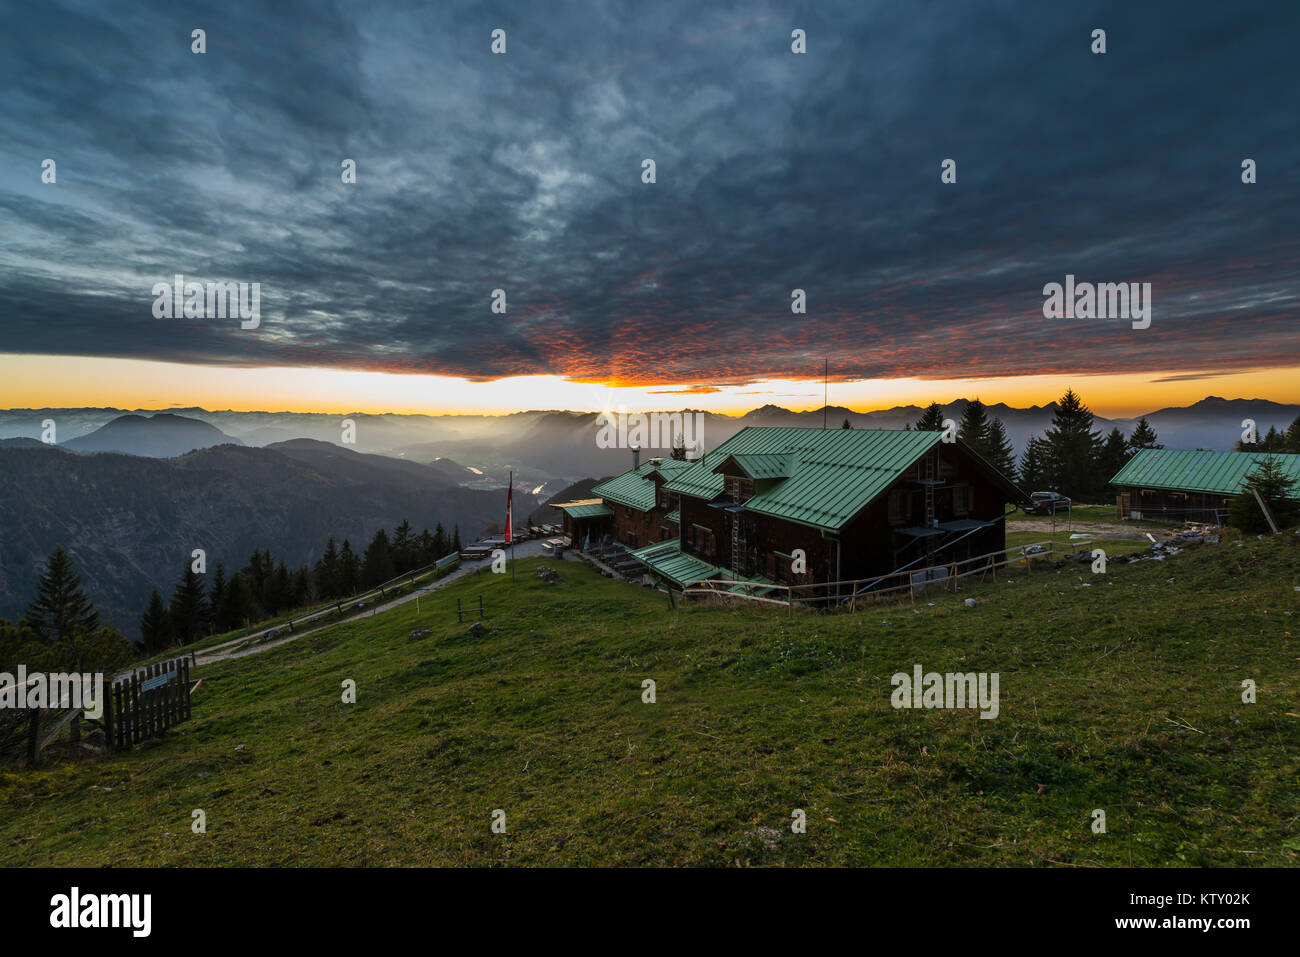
[1043,389,1103,499]
[209,563,228,618]
[417,528,435,566]
[985,418,1018,480]
[168,561,210,645]
[24,547,99,644]
[315,537,340,600]
[1228,455,1299,532]
[218,573,249,631]
[1284,415,1300,453]
[958,399,992,457]
[1098,427,1131,487]
[914,402,945,432]
[339,539,361,596]
[1018,435,1051,491]
[271,561,292,614]
[291,567,311,607]
[139,588,172,653]
[362,529,394,587]
[1127,416,1160,451]
[392,520,414,573]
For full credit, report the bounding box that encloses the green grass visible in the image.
[3,535,1298,867]
[135,564,457,667]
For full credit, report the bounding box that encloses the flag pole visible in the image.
[509,469,516,582]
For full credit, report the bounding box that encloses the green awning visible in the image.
[557,502,614,519]
[630,541,724,588]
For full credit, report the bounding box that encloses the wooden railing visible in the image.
[683,540,1060,612]
[279,553,461,634]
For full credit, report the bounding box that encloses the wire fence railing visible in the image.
[683,540,1063,613]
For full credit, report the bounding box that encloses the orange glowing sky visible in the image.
[2,354,1296,418]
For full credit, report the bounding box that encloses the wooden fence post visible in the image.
[104,681,114,751]
[131,671,141,746]
[112,682,121,750]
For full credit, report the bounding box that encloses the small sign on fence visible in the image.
[140,669,176,693]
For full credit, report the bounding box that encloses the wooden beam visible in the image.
[1251,486,1281,533]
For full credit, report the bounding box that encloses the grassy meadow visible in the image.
[2,532,1297,867]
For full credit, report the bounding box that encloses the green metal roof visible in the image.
[663,427,950,531]
[1111,448,1300,496]
[592,463,658,510]
[713,452,796,480]
[556,502,613,519]
[664,508,680,523]
[649,458,694,474]
[591,457,691,510]
[629,541,722,588]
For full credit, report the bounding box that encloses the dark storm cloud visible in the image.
[0,0,1296,385]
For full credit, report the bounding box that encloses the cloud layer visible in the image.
[1,0,1296,387]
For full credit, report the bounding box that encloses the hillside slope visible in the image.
[63,413,243,457]
[1,533,1296,866]
[0,444,538,632]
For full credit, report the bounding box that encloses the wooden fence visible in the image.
[108,657,192,750]
[683,540,1061,612]
[278,553,461,635]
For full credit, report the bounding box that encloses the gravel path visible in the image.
[1006,519,1169,541]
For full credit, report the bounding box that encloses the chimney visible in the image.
[632,447,640,469]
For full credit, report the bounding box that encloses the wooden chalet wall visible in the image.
[676,442,1009,584]
[1114,487,1229,524]
[608,472,679,549]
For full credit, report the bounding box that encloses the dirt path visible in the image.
[1006,519,1168,541]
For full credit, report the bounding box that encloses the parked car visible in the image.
[1025,491,1072,515]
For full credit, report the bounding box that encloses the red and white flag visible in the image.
[505,471,513,544]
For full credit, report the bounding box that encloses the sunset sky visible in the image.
[1,0,1296,418]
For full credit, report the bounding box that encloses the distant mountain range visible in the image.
[0,397,1294,486]
[1,396,1295,635]
[0,439,541,635]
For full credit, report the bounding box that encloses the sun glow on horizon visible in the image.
[1,353,1298,419]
